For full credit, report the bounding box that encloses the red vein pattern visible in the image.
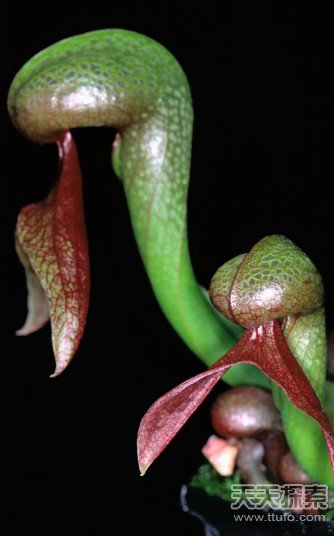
[15,130,90,376]
[137,320,334,475]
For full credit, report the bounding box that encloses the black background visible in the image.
[3,3,334,534]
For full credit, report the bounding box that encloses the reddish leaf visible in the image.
[15,130,90,377]
[137,320,334,475]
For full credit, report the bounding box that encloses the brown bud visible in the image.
[236,438,269,484]
[211,387,282,438]
[278,452,314,484]
[262,431,289,482]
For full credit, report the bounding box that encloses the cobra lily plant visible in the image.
[8,29,334,489]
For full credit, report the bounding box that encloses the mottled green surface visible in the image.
[8,29,267,387]
[209,235,333,486]
[210,235,323,327]
[9,31,332,485]
[275,309,333,485]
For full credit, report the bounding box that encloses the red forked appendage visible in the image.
[137,320,334,476]
[16,130,90,376]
